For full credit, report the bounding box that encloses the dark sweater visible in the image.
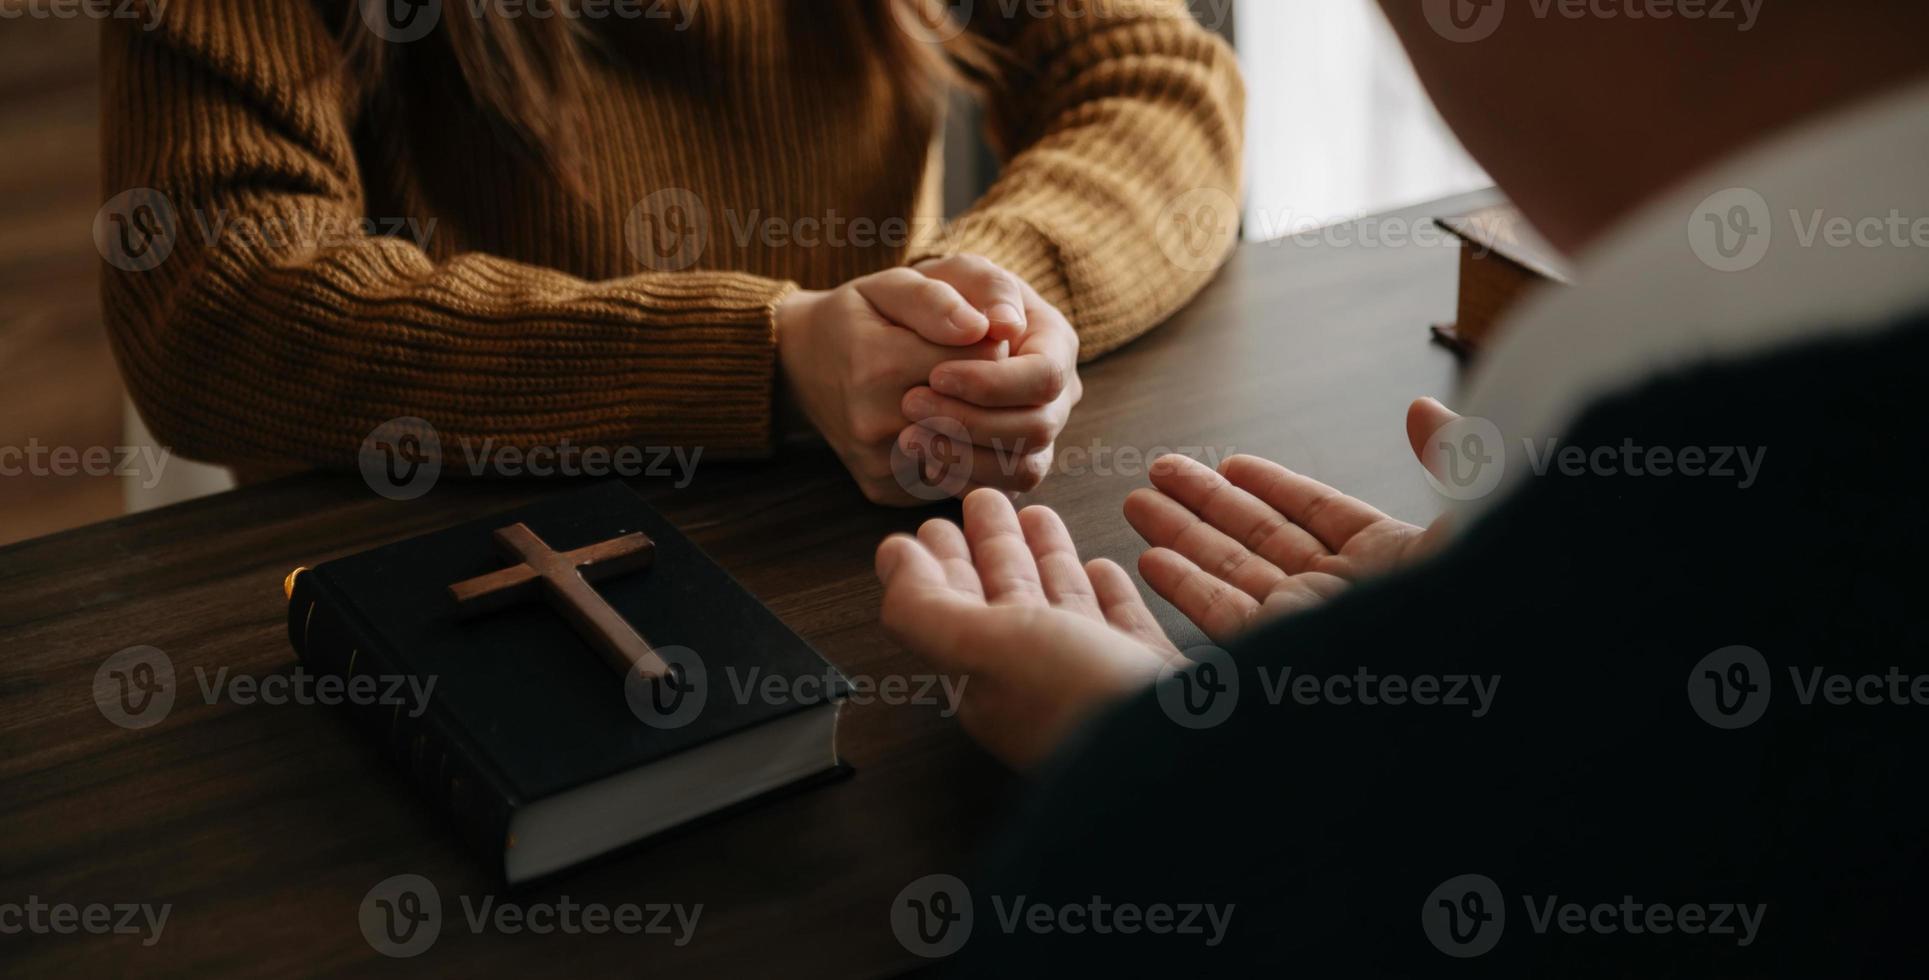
[969,309,1929,976]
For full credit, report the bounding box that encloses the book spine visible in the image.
[287,570,516,880]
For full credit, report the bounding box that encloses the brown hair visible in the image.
[339,0,999,181]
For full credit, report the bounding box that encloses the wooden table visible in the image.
[0,190,1492,977]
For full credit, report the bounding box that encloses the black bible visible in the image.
[285,481,847,883]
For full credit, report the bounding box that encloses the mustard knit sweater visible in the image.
[100,0,1244,470]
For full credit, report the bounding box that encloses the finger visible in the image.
[930,352,1071,408]
[855,267,990,346]
[1146,455,1328,574]
[899,425,1054,494]
[962,487,1047,605]
[1017,506,1103,621]
[918,518,984,598]
[877,534,1002,672]
[915,254,1029,341]
[1219,454,1392,554]
[876,534,940,592]
[1122,487,1290,599]
[902,385,1066,454]
[1086,558,1183,657]
[884,332,1010,394]
[1407,397,1462,476]
[876,535,968,636]
[1138,547,1260,645]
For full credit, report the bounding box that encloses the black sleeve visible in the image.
[960,317,1929,977]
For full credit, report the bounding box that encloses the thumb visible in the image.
[1406,397,1462,477]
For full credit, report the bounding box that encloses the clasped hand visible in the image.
[776,255,1082,505]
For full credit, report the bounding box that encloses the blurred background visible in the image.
[0,0,1484,546]
[0,16,113,544]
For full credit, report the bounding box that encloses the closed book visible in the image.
[285,481,846,884]
[1433,204,1571,355]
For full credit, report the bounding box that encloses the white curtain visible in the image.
[1237,0,1490,239]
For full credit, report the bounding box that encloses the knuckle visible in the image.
[1037,405,1071,443]
[942,371,979,402]
[916,280,958,312]
[850,350,895,390]
[958,252,1003,275]
[928,254,968,275]
[1212,547,1256,582]
[854,416,901,446]
[845,407,885,443]
[879,266,922,288]
[1017,417,1055,449]
[1244,514,1293,553]
[1036,358,1070,400]
[942,253,990,276]
[1015,452,1052,490]
[863,450,900,480]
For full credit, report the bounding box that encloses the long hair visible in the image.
[338,0,1000,184]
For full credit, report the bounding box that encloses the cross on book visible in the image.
[448,523,671,681]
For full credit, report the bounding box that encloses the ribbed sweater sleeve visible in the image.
[916,0,1246,361]
[99,8,794,470]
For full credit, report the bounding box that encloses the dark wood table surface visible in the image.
[0,190,1494,977]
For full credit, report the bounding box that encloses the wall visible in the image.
[0,17,122,545]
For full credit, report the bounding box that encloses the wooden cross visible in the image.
[448,523,671,681]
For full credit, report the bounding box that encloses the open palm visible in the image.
[1124,398,1460,642]
[877,490,1181,769]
